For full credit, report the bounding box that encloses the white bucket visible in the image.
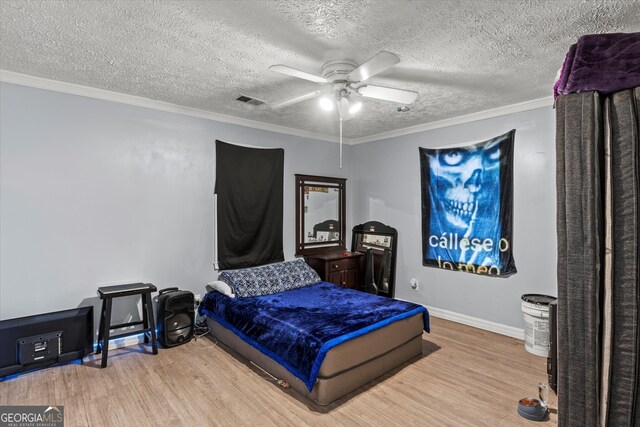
[521,294,555,357]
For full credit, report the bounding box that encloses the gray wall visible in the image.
[1,82,556,331]
[0,82,352,320]
[351,107,557,329]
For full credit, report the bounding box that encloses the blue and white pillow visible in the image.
[218,259,321,298]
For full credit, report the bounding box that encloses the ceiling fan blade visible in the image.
[269,65,327,83]
[357,85,418,104]
[271,89,328,109]
[347,51,400,82]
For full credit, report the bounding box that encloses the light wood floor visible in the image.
[0,317,557,426]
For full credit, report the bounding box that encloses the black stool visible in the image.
[96,282,158,368]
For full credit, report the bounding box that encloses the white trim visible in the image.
[425,304,524,340]
[102,306,524,352]
[1,69,552,145]
[396,297,524,340]
[0,69,339,144]
[350,96,554,145]
[102,305,524,353]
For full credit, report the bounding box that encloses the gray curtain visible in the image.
[605,88,639,426]
[556,88,639,427]
[556,91,603,427]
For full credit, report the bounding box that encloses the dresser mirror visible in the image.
[295,174,346,256]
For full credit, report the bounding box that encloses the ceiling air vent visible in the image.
[236,95,265,106]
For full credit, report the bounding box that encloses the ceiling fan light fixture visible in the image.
[319,96,334,111]
[348,101,362,115]
[269,51,413,169]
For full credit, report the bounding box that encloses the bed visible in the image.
[199,260,429,405]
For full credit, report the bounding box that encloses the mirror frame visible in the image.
[295,174,346,256]
[351,221,398,298]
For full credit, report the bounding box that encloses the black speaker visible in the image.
[547,299,558,392]
[156,288,194,348]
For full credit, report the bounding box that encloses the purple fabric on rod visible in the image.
[554,43,577,98]
[554,32,640,98]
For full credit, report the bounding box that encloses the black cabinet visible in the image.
[352,221,398,298]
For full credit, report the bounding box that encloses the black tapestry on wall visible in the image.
[215,140,284,270]
[419,130,517,277]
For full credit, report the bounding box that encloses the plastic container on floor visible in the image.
[521,294,556,357]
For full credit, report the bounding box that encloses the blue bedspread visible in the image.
[199,282,429,391]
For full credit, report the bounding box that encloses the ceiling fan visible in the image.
[269,51,418,167]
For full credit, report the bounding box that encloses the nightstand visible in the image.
[305,250,364,290]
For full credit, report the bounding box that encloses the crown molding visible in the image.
[2,70,553,146]
[350,96,554,145]
[0,69,341,144]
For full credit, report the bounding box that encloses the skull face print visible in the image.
[429,139,501,231]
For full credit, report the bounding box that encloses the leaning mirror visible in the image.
[295,174,346,256]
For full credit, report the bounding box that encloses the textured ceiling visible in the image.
[1,1,639,139]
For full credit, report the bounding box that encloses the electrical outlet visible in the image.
[410,278,419,290]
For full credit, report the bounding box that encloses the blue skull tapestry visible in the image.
[419,130,517,277]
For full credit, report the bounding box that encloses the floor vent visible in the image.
[236,95,265,106]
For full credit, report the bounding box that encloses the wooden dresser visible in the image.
[305,251,364,290]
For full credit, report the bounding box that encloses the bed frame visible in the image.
[205,312,425,406]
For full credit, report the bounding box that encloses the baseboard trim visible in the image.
[425,304,524,340]
[99,306,523,353]
[98,332,148,351]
